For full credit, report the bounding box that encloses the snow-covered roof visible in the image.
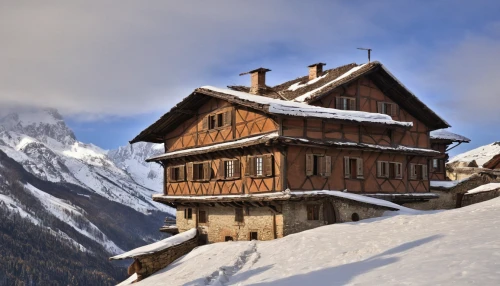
[110,228,197,260]
[147,132,279,161]
[466,183,500,195]
[199,86,413,128]
[449,142,500,168]
[430,129,470,143]
[153,190,418,211]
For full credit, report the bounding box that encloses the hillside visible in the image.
[136,198,500,285]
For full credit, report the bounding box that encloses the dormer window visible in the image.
[336,97,356,110]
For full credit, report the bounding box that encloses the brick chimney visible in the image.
[308,63,326,80]
[240,68,271,95]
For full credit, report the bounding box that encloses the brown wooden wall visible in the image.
[286,146,430,193]
[164,147,283,196]
[164,98,278,152]
[430,142,449,181]
[310,77,430,149]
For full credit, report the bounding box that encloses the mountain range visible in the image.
[0,108,172,285]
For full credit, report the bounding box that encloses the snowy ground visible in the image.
[136,198,500,285]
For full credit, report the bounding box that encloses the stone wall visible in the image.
[462,189,500,207]
[132,233,199,281]
[176,205,283,243]
[282,198,391,236]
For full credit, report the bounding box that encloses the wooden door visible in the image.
[323,201,336,225]
[456,193,464,208]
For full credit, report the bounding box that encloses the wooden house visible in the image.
[429,129,471,181]
[131,61,458,243]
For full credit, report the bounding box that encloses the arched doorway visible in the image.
[323,201,336,225]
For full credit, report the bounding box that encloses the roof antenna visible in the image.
[357,48,372,63]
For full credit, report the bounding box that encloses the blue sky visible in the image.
[1,1,500,156]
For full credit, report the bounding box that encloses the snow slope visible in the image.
[137,198,500,285]
[449,141,500,167]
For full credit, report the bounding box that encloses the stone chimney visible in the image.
[240,68,271,95]
[308,63,326,80]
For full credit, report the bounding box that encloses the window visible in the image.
[306,154,332,177]
[235,208,244,223]
[432,159,444,173]
[198,210,207,223]
[168,165,185,182]
[246,155,273,177]
[219,159,240,179]
[409,163,428,180]
[377,102,397,116]
[187,161,212,181]
[307,205,320,220]
[249,232,258,241]
[203,110,232,131]
[377,161,402,179]
[336,97,356,110]
[184,208,192,220]
[344,157,364,179]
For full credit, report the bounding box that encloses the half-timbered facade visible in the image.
[131,61,460,243]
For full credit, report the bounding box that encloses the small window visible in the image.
[378,102,396,116]
[209,114,217,129]
[377,161,402,179]
[225,236,233,241]
[432,159,444,173]
[307,205,320,220]
[184,208,192,220]
[204,111,232,131]
[169,165,185,182]
[249,232,258,241]
[235,208,244,223]
[306,154,332,177]
[351,213,360,222]
[336,97,356,110]
[192,162,211,181]
[410,164,428,180]
[226,160,234,178]
[198,210,207,223]
[344,157,363,179]
[246,155,273,177]
[220,159,240,180]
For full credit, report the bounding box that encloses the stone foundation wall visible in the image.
[462,189,500,207]
[282,198,391,236]
[133,234,199,281]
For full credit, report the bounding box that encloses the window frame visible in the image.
[184,208,193,220]
[377,161,403,179]
[235,207,244,223]
[336,96,356,111]
[409,163,428,181]
[204,110,232,131]
[307,204,320,221]
[432,158,444,173]
[168,164,185,182]
[189,161,212,182]
[344,156,364,179]
[198,210,207,224]
[377,101,398,116]
[246,155,273,178]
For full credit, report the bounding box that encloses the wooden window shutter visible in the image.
[233,159,241,178]
[203,161,211,180]
[377,102,384,113]
[422,164,428,180]
[395,163,402,179]
[245,156,254,176]
[349,98,356,110]
[318,156,325,176]
[409,163,416,180]
[377,161,382,178]
[202,117,208,130]
[264,154,273,177]
[167,167,172,182]
[224,110,232,126]
[324,156,332,177]
[384,162,390,178]
[186,163,193,181]
[344,157,350,178]
[336,97,342,109]
[356,158,364,178]
[391,104,398,116]
[179,165,185,181]
[306,154,314,176]
[218,160,225,179]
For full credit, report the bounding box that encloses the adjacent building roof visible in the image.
[130,61,449,144]
[430,129,471,143]
[449,141,500,168]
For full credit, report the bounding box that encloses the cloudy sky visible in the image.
[1,0,499,155]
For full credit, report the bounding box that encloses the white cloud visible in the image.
[0,1,383,119]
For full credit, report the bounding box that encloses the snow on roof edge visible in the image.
[430,129,470,143]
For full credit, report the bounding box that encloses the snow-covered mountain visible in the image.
[0,108,172,256]
[449,141,500,167]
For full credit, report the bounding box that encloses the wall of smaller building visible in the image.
[462,189,500,207]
